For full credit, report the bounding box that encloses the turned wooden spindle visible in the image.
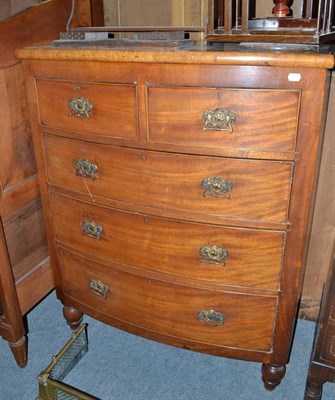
[272,0,290,17]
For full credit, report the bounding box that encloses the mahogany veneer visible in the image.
[17,46,334,389]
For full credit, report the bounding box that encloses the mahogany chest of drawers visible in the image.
[18,47,334,390]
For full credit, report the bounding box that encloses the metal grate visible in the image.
[54,388,82,400]
[37,325,101,400]
[49,329,87,381]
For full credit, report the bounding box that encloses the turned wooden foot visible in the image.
[262,363,286,391]
[63,306,83,330]
[9,336,27,368]
[304,380,323,399]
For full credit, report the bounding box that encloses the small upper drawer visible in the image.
[147,86,300,153]
[35,79,138,139]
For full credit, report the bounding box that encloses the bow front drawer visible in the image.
[59,247,277,352]
[51,192,285,290]
[44,135,293,225]
[35,79,138,139]
[147,86,300,154]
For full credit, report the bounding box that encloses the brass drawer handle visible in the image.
[88,279,109,299]
[75,159,98,180]
[198,310,225,326]
[203,108,236,133]
[81,220,103,240]
[199,245,229,266]
[69,96,93,119]
[201,177,233,198]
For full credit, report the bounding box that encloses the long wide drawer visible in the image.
[44,135,293,224]
[59,247,277,352]
[147,86,300,153]
[51,192,285,290]
[35,79,138,139]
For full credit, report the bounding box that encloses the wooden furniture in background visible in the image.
[255,0,305,18]
[0,0,103,367]
[300,72,335,321]
[18,44,333,390]
[207,0,335,43]
[304,246,335,399]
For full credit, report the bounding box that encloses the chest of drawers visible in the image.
[18,47,334,390]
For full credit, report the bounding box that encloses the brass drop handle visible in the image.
[69,96,93,119]
[199,245,229,266]
[88,279,109,299]
[75,159,98,180]
[198,310,225,326]
[202,108,236,133]
[81,220,103,240]
[201,177,233,198]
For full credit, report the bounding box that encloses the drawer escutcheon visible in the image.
[198,310,225,326]
[88,279,110,299]
[201,177,233,198]
[81,220,103,240]
[69,96,93,119]
[203,108,236,133]
[199,245,229,265]
[75,159,98,180]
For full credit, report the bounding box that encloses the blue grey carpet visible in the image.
[1,290,335,400]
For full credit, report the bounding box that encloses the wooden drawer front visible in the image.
[44,135,293,224]
[36,79,138,138]
[147,86,300,153]
[51,192,285,290]
[59,248,277,351]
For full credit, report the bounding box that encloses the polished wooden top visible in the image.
[16,45,335,69]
